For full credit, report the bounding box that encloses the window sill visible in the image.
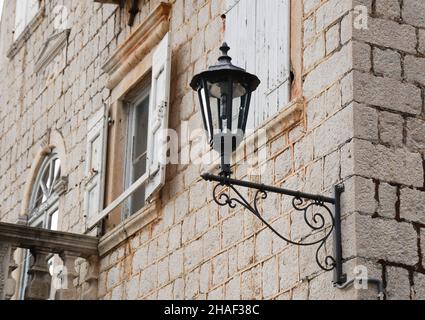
[98,198,159,256]
[7,9,45,59]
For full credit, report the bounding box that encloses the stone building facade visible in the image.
[0,0,424,300]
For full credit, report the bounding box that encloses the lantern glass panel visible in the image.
[210,96,221,135]
[204,78,249,134]
[232,96,242,131]
[199,87,212,139]
[200,86,223,144]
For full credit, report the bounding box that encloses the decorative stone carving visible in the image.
[82,255,99,300]
[4,247,18,300]
[0,244,17,300]
[0,243,8,299]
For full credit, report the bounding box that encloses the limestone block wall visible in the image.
[348,0,425,300]
[0,0,424,300]
[0,0,120,231]
[97,0,361,300]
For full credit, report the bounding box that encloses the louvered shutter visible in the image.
[225,0,291,130]
[145,32,172,201]
[84,108,108,226]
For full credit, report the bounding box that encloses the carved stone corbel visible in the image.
[82,255,99,300]
[0,243,11,299]
[4,246,18,300]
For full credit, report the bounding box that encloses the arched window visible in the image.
[28,152,61,229]
[20,151,62,299]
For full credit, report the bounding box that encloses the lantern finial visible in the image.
[218,43,232,65]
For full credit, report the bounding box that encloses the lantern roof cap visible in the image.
[208,42,244,72]
[190,43,260,92]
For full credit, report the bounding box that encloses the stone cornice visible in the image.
[35,29,70,74]
[0,222,99,258]
[102,2,171,89]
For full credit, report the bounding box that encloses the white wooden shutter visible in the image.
[84,108,107,224]
[145,32,172,201]
[225,0,290,130]
[14,0,27,40]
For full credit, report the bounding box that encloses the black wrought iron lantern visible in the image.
[189,43,385,294]
[190,43,260,177]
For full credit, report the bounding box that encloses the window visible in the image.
[20,151,61,300]
[86,30,172,231]
[224,0,291,130]
[14,0,40,40]
[123,82,151,218]
[28,152,61,227]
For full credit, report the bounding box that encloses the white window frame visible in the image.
[27,152,61,225]
[122,84,151,220]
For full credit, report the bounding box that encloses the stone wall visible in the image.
[349,0,425,300]
[0,0,424,300]
[96,0,359,300]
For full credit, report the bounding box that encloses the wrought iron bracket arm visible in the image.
[201,173,347,285]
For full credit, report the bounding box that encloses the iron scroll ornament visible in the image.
[203,173,347,285]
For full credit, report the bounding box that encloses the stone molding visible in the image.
[35,29,71,74]
[7,8,45,59]
[20,129,68,218]
[102,2,171,89]
[0,222,99,258]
